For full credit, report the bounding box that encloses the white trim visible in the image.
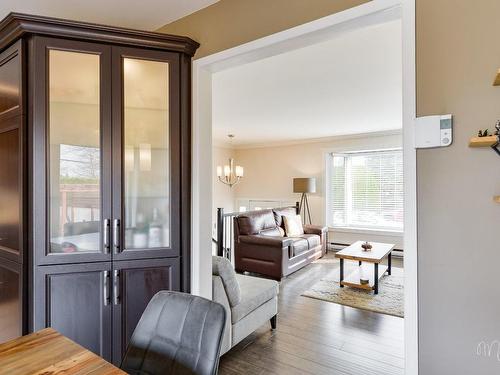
[402,0,418,373]
[324,149,333,230]
[219,129,403,150]
[191,0,417,373]
[333,147,403,155]
[330,227,404,237]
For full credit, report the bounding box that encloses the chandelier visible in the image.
[217,135,244,187]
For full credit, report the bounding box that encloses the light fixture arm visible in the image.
[217,158,243,188]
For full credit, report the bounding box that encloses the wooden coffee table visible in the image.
[335,241,395,294]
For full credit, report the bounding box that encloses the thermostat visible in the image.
[415,114,453,148]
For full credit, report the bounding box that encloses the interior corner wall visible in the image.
[417,1,500,374]
[156,0,369,58]
[232,133,403,249]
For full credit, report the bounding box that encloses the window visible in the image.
[329,149,403,232]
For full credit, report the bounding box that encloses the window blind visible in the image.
[330,149,403,231]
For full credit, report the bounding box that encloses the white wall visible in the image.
[226,131,404,248]
[211,19,402,147]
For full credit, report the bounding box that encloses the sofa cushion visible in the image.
[259,227,283,237]
[300,234,321,249]
[231,274,279,324]
[212,256,241,307]
[283,215,304,237]
[272,207,297,228]
[231,297,278,349]
[290,237,309,256]
[236,209,277,235]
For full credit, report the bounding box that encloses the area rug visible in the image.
[302,267,404,318]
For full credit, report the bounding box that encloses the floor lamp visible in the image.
[293,177,316,225]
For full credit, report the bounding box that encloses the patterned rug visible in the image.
[302,266,404,318]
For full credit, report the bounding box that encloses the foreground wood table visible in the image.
[0,328,125,375]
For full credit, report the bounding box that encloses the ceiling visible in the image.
[0,0,219,30]
[212,19,402,148]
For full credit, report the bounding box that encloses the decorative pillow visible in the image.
[283,215,304,237]
[212,256,241,307]
[277,227,286,237]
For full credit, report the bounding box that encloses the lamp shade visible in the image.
[293,177,316,193]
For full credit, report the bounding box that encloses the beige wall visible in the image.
[160,0,500,372]
[212,146,235,238]
[416,1,500,374]
[231,133,403,248]
[157,0,369,58]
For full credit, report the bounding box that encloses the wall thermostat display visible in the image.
[415,114,453,148]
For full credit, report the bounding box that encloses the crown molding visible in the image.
[216,129,402,150]
[0,12,200,55]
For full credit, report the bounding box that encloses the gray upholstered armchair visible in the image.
[212,256,278,355]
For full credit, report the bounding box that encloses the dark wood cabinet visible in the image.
[0,13,198,360]
[111,258,179,364]
[34,262,112,359]
[0,259,24,343]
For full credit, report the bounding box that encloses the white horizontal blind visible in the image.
[330,150,403,231]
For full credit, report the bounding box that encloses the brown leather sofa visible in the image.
[233,207,328,280]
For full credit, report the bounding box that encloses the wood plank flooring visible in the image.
[219,252,404,375]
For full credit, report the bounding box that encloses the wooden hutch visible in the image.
[0,13,198,364]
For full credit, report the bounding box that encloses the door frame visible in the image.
[191,0,417,374]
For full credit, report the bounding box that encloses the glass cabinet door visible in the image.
[0,41,24,264]
[33,38,112,265]
[123,58,170,249]
[113,47,180,260]
[48,50,101,254]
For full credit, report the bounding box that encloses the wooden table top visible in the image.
[335,241,395,263]
[0,328,126,375]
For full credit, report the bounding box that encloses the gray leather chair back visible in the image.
[121,291,226,375]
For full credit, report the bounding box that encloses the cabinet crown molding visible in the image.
[0,12,200,56]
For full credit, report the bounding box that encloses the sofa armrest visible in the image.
[303,224,327,235]
[239,235,293,248]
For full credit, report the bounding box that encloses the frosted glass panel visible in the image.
[123,58,170,249]
[49,50,101,253]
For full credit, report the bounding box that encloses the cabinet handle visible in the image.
[113,270,120,305]
[103,219,110,253]
[103,271,110,306]
[113,219,120,253]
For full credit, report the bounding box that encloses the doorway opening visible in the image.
[192,0,417,373]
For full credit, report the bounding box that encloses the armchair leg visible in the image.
[270,315,277,330]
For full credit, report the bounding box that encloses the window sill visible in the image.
[328,226,404,237]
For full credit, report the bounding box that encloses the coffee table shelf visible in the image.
[335,241,395,294]
[341,264,389,290]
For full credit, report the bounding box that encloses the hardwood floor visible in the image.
[219,252,404,375]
